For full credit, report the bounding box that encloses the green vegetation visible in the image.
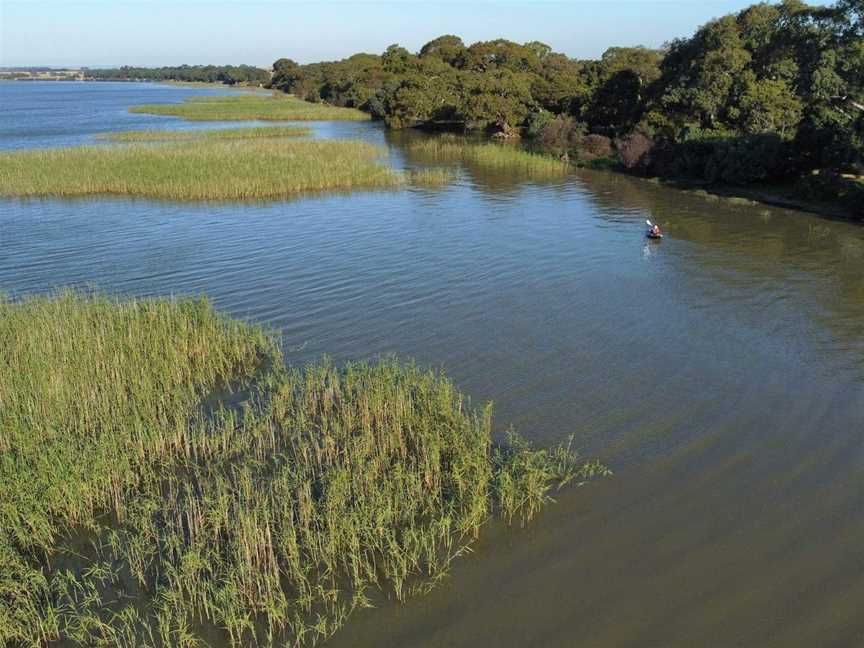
[98,126,312,141]
[269,1,862,194]
[160,81,269,91]
[87,64,270,86]
[408,138,569,177]
[0,139,399,201]
[0,292,608,647]
[130,94,370,121]
[406,167,458,187]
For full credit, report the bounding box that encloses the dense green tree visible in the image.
[381,45,413,74]
[459,39,543,73]
[524,41,553,61]
[379,58,460,128]
[733,72,802,135]
[270,58,303,92]
[599,47,663,85]
[658,16,753,132]
[532,53,591,113]
[419,35,466,66]
[457,68,536,131]
[265,0,862,180]
[581,48,662,136]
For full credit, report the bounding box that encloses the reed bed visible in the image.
[0,292,608,647]
[130,95,370,121]
[99,126,312,142]
[0,139,400,201]
[408,138,569,177]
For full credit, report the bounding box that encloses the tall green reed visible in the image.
[0,292,608,647]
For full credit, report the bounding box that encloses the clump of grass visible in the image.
[130,94,370,121]
[691,188,720,202]
[0,139,399,201]
[726,195,757,206]
[405,167,457,187]
[0,292,608,647]
[98,126,312,141]
[408,138,569,177]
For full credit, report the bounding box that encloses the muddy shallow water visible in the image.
[3,82,864,647]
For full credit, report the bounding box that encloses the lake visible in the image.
[3,81,864,647]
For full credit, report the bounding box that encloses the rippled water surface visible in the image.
[3,82,864,647]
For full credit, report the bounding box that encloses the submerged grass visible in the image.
[130,94,370,122]
[408,137,570,177]
[98,126,312,141]
[0,292,608,647]
[406,167,457,187]
[0,139,400,201]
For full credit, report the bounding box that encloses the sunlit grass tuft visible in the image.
[98,126,312,141]
[0,292,608,647]
[130,94,370,121]
[0,139,399,201]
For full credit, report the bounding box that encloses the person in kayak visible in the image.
[650,223,662,237]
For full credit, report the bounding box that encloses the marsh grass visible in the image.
[406,167,457,187]
[0,139,400,201]
[0,292,608,647]
[726,196,757,206]
[690,188,720,202]
[408,137,570,177]
[130,94,370,121]
[98,126,312,142]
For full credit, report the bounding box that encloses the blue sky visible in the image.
[1,1,819,68]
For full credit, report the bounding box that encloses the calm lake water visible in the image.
[3,82,864,647]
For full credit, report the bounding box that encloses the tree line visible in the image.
[269,0,863,197]
[88,64,269,86]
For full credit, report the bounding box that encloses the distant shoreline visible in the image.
[0,75,265,89]
[0,77,262,87]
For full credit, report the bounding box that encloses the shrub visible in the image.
[579,134,613,161]
[648,133,798,184]
[616,132,655,170]
[535,115,586,156]
[525,109,555,138]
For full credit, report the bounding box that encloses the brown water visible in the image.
[3,83,864,647]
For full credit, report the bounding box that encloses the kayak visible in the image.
[646,231,663,239]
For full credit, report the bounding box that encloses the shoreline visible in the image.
[643,176,863,223]
[565,152,863,223]
[385,122,864,224]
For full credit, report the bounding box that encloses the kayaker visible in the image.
[650,223,662,237]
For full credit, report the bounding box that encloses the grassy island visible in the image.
[130,94,370,121]
[0,139,399,201]
[0,292,607,647]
